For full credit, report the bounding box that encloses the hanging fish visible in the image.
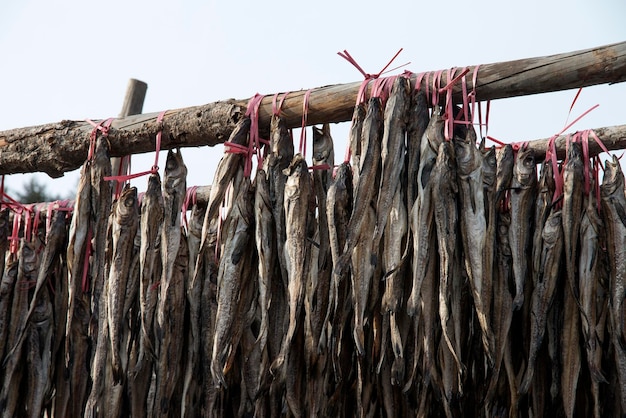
[107,185,139,383]
[509,146,537,309]
[600,155,626,413]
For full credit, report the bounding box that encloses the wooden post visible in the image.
[0,41,624,178]
[110,79,148,192]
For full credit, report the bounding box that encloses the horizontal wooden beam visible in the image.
[0,41,625,178]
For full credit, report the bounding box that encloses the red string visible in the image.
[8,208,21,255]
[431,70,443,108]
[103,110,166,184]
[272,92,290,116]
[555,104,600,137]
[299,89,313,158]
[545,136,563,208]
[486,136,506,147]
[565,87,583,127]
[181,186,199,233]
[309,164,332,171]
[86,118,114,161]
[31,206,40,243]
[440,67,470,141]
[244,94,265,176]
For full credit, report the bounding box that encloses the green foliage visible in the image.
[15,177,61,204]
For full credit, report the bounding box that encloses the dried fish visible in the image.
[155,150,188,413]
[335,97,383,277]
[407,106,444,316]
[89,134,113,335]
[372,76,409,262]
[519,210,563,395]
[199,117,251,253]
[432,141,464,373]
[509,146,537,309]
[562,142,584,300]
[495,144,514,207]
[212,178,255,387]
[107,186,139,382]
[578,188,608,387]
[272,154,311,371]
[268,113,294,290]
[600,155,626,413]
[455,126,494,362]
[254,168,275,369]
[1,238,38,416]
[310,123,334,355]
[406,89,430,214]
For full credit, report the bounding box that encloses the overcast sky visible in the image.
[1,0,625,199]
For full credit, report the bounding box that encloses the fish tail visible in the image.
[353,324,365,357]
[210,358,227,389]
[269,353,285,377]
[512,292,524,311]
[391,356,405,386]
[406,290,419,317]
[589,362,608,384]
[519,366,534,396]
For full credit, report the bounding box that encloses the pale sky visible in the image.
[1,0,625,199]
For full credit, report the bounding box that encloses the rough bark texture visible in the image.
[0,41,625,177]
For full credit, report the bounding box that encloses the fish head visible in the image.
[164,149,188,189]
[566,141,583,162]
[145,173,162,195]
[283,154,309,200]
[538,162,555,195]
[514,147,537,187]
[20,241,38,276]
[601,155,625,196]
[453,126,480,175]
[424,106,446,152]
[312,123,335,167]
[333,162,350,186]
[118,186,139,220]
[270,114,295,163]
[496,144,514,177]
[437,141,456,172]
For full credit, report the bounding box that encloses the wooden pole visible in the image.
[110,79,148,188]
[0,41,625,178]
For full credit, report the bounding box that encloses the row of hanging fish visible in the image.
[0,74,625,417]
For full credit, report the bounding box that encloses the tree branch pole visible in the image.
[1,41,625,178]
[110,78,148,182]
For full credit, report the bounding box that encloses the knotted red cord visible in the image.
[86,118,114,161]
[299,89,313,158]
[272,92,290,117]
[8,208,22,255]
[246,93,265,172]
[181,185,199,233]
[104,110,167,185]
[544,136,564,208]
[439,67,470,141]
[338,48,405,155]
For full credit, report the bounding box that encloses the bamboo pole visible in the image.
[0,41,625,178]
